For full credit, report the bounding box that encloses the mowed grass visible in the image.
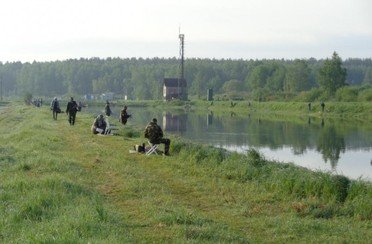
[0,104,371,242]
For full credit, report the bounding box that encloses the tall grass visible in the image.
[0,103,371,242]
[171,140,372,220]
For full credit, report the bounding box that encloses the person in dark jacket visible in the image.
[66,97,78,125]
[91,114,107,134]
[104,100,112,117]
[144,118,170,155]
[321,102,325,112]
[50,97,60,120]
[120,105,131,125]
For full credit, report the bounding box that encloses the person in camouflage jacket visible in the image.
[144,118,170,155]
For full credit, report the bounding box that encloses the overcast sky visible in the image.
[1,0,371,62]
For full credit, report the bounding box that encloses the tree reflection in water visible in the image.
[316,124,345,169]
[87,106,370,175]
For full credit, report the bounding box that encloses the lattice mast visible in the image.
[178,31,185,99]
[179,33,185,81]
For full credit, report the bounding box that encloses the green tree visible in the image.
[318,52,347,95]
[265,64,286,92]
[284,59,311,92]
[222,79,244,93]
[363,68,372,85]
[246,64,270,90]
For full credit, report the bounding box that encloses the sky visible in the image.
[0,0,371,62]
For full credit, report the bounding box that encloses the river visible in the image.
[85,105,372,181]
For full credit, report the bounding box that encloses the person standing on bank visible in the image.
[321,102,325,112]
[120,105,131,125]
[144,118,170,156]
[66,97,78,125]
[104,100,112,117]
[50,97,60,120]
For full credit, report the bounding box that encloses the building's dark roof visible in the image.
[163,78,187,87]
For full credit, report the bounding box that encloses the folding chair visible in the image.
[146,143,159,155]
[103,121,111,135]
[104,119,118,135]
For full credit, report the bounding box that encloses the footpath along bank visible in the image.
[0,103,371,242]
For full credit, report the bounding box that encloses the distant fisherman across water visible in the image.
[66,97,79,125]
[321,102,325,112]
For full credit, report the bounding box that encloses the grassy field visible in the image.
[0,103,371,242]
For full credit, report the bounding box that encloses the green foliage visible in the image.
[246,148,266,167]
[222,79,244,94]
[246,62,285,92]
[331,175,351,203]
[295,88,322,102]
[362,68,372,85]
[122,127,141,138]
[23,92,33,105]
[335,86,358,101]
[358,87,372,101]
[1,57,372,102]
[284,59,312,92]
[318,52,347,95]
[251,88,270,101]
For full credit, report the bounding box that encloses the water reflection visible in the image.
[85,106,372,180]
[316,125,345,169]
[163,112,187,133]
[207,112,213,127]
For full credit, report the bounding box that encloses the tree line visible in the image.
[0,52,371,101]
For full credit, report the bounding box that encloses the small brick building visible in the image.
[163,78,187,100]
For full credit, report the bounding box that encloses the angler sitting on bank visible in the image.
[144,118,170,156]
[91,114,108,134]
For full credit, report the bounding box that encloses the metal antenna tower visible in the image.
[178,30,185,99]
[179,33,185,80]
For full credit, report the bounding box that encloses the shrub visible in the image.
[122,128,140,138]
[331,175,350,202]
[23,92,33,105]
[247,149,266,167]
[335,87,358,102]
[295,88,322,102]
[358,88,372,101]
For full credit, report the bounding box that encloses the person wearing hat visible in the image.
[91,114,107,134]
[66,97,79,125]
[144,118,170,155]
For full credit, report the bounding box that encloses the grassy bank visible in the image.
[86,99,372,119]
[191,100,372,118]
[0,103,371,242]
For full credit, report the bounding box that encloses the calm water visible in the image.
[86,106,372,180]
